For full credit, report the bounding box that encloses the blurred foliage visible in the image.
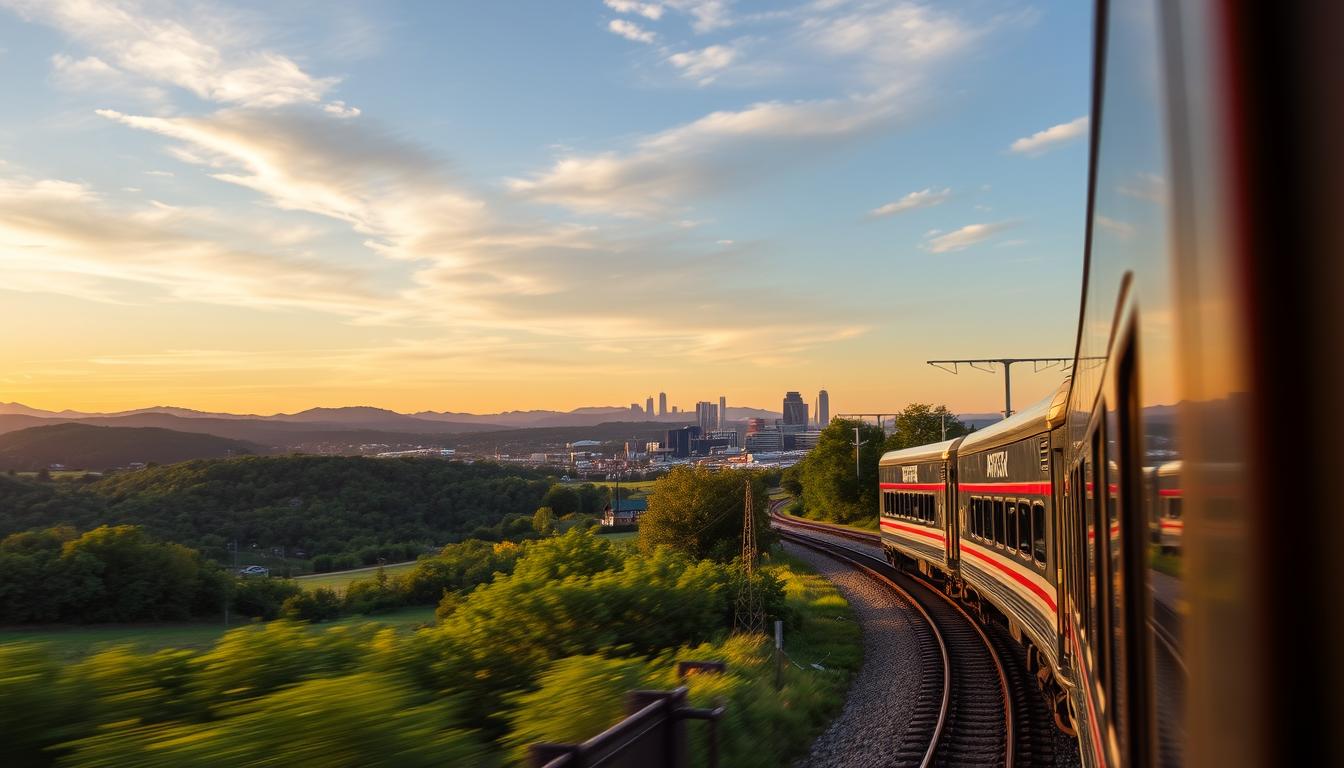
[0,532,857,767]
[637,466,771,561]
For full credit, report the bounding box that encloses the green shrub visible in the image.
[281,587,343,622]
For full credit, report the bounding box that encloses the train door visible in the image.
[945,457,960,571]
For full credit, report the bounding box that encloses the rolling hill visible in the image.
[0,423,262,471]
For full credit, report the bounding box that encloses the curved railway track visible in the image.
[774,508,1058,767]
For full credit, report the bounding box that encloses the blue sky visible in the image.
[0,1,1092,415]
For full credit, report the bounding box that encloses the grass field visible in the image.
[563,479,657,493]
[595,530,638,543]
[0,605,437,661]
[292,560,420,592]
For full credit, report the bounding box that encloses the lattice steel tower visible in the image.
[733,481,765,635]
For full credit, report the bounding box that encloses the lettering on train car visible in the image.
[987,451,1008,478]
[902,466,918,483]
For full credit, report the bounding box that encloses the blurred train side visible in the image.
[877,1,1344,765]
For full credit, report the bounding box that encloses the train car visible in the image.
[877,437,962,578]
[1154,461,1182,553]
[954,382,1070,684]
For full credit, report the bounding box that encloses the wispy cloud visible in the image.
[925,221,1015,253]
[323,100,361,119]
[667,44,737,84]
[4,0,337,107]
[605,0,664,20]
[510,86,909,216]
[608,19,656,44]
[1010,116,1088,155]
[870,187,951,217]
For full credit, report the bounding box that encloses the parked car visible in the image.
[238,565,270,577]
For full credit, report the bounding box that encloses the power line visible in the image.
[733,481,765,636]
[925,357,1071,417]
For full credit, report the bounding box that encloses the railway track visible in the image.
[774,509,1057,767]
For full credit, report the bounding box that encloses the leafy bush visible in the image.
[281,587,343,622]
[231,576,301,620]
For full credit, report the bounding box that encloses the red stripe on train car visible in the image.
[879,520,947,543]
[960,544,1057,612]
[960,482,1053,495]
[1158,489,1183,497]
[878,482,945,491]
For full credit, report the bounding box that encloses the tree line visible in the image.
[0,456,630,567]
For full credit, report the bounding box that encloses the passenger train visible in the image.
[876,2,1344,767]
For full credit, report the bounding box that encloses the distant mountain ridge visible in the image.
[0,402,784,430]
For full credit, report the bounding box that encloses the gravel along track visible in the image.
[784,541,929,768]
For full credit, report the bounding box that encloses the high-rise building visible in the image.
[719,395,726,429]
[818,389,830,426]
[659,392,668,416]
[783,391,808,426]
[646,396,655,416]
[695,401,718,434]
[630,403,642,416]
[665,426,700,458]
[746,417,766,435]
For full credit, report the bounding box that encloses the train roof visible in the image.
[879,436,963,466]
[957,380,1071,455]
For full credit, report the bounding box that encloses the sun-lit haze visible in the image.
[0,0,1091,416]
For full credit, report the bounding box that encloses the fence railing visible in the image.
[528,671,725,768]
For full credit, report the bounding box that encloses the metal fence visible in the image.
[528,681,725,768]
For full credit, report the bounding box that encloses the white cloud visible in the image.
[800,1,981,84]
[510,86,909,216]
[667,44,737,84]
[667,0,731,33]
[608,19,656,44]
[870,187,950,217]
[4,0,336,107]
[1009,116,1088,155]
[605,0,664,20]
[925,221,1015,253]
[323,100,361,119]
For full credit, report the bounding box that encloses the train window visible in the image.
[1167,497,1182,519]
[1018,502,1032,558]
[1006,502,1018,554]
[1032,502,1046,566]
[994,499,1006,548]
[924,495,934,524]
[970,498,980,537]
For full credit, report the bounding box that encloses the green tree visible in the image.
[531,506,556,535]
[638,467,769,561]
[883,403,969,452]
[541,485,580,516]
[795,419,885,525]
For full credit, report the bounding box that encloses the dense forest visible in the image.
[0,456,568,560]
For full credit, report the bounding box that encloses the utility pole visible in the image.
[852,427,866,482]
[733,481,764,635]
[926,357,1071,417]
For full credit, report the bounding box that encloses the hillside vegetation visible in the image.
[0,456,554,559]
[0,423,258,471]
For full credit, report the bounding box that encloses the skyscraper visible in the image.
[695,401,718,434]
[658,392,667,416]
[782,391,808,426]
[818,389,830,426]
[646,396,654,417]
[719,395,726,429]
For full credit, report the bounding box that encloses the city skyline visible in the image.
[0,1,1090,415]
